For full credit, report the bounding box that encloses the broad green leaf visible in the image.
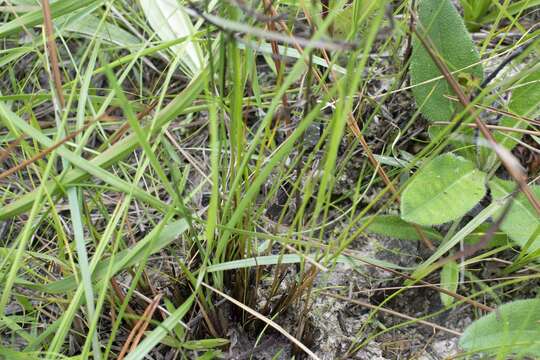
[459,299,540,356]
[411,0,483,121]
[139,0,204,76]
[489,179,540,253]
[363,215,443,242]
[494,69,540,153]
[401,153,487,226]
[440,261,458,306]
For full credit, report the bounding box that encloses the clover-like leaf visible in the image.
[411,0,483,121]
[401,153,487,226]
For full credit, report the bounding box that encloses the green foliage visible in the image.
[459,0,491,31]
[459,0,540,28]
[363,215,443,242]
[181,338,230,350]
[410,0,483,121]
[0,0,538,357]
[459,299,540,356]
[57,12,140,46]
[330,1,370,40]
[489,179,540,253]
[125,294,196,360]
[139,0,205,76]
[495,68,540,154]
[0,70,208,220]
[463,223,509,247]
[480,0,540,24]
[440,261,458,306]
[0,0,104,38]
[428,124,476,161]
[401,154,487,226]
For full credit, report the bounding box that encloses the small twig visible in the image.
[0,120,96,181]
[229,0,287,23]
[101,101,158,148]
[110,278,138,325]
[323,292,462,337]
[128,294,163,353]
[202,282,321,360]
[444,95,540,126]
[117,294,162,360]
[432,122,540,136]
[184,3,356,52]
[115,281,189,329]
[343,251,495,312]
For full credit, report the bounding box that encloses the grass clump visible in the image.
[0,0,539,359]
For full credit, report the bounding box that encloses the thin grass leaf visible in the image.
[0,70,207,219]
[0,102,168,211]
[124,294,195,360]
[0,0,105,38]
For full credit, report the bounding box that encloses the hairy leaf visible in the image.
[401,153,487,226]
[411,0,483,121]
[460,299,540,356]
[363,215,443,242]
[489,179,540,253]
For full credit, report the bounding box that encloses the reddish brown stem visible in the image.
[41,0,65,108]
